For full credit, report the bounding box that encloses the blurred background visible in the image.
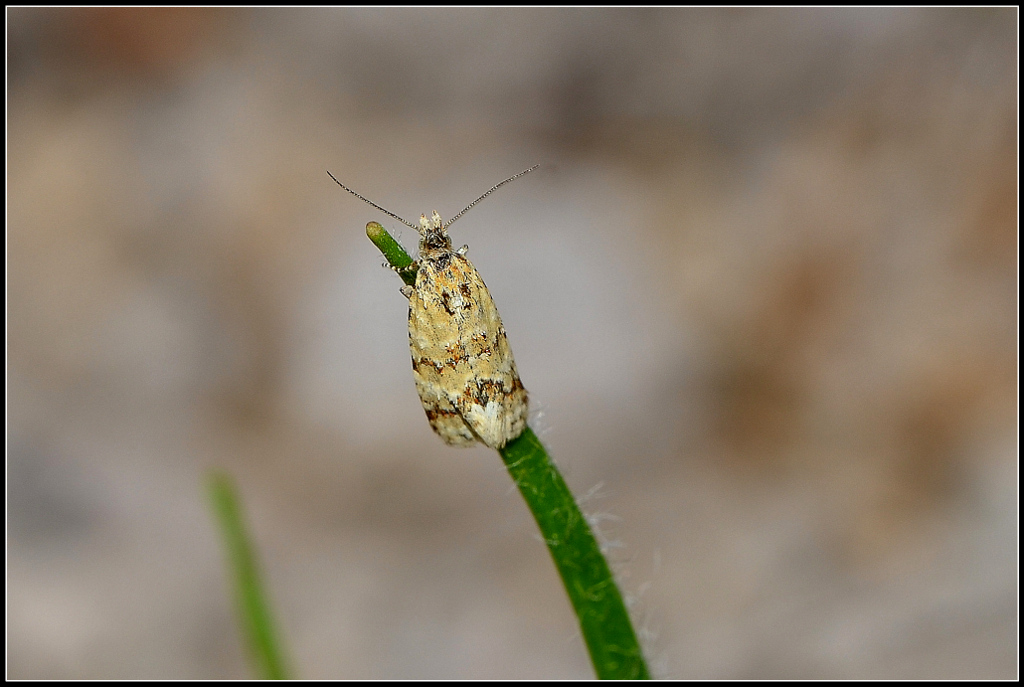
[7,8,1017,679]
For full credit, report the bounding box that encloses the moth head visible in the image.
[418,210,452,258]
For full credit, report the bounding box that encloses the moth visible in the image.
[329,167,537,449]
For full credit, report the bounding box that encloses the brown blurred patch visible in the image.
[959,113,1017,272]
[711,248,855,465]
[841,352,1012,564]
[892,355,1012,507]
[208,246,288,428]
[74,9,213,69]
[11,8,232,90]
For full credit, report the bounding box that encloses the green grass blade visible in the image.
[500,428,650,679]
[365,220,650,679]
[207,470,291,680]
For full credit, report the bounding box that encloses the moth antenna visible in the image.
[327,171,420,231]
[444,165,540,229]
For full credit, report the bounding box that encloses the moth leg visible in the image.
[400,285,414,299]
[456,245,469,257]
[385,261,419,277]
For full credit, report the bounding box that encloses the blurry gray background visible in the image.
[7,8,1017,679]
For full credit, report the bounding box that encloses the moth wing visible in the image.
[457,358,528,449]
[451,261,529,449]
[423,394,479,447]
[408,254,528,449]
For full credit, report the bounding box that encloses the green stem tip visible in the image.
[366,221,418,286]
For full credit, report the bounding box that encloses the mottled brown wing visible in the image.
[408,254,528,449]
